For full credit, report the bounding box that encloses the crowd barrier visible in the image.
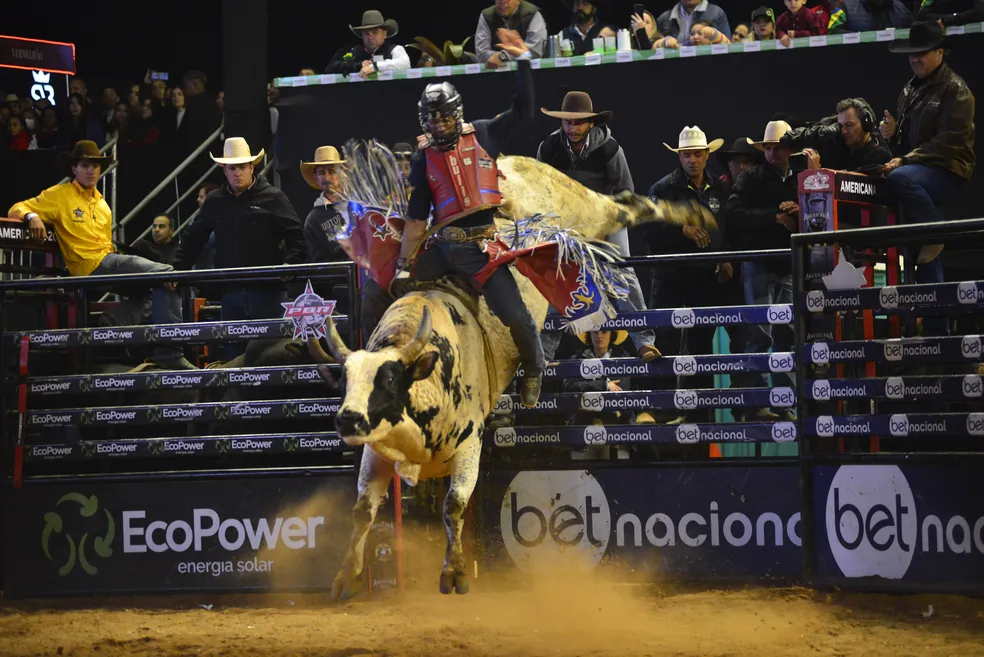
[3,215,984,598]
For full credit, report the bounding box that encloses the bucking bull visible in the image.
[312,153,715,599]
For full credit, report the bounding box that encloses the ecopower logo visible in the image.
[42,493,115,576]
[825,465,984,579]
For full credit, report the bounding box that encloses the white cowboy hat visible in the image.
[747,120,793,150]
[300,145,347,190]
[210,137,265,166]
[663,126,724,153]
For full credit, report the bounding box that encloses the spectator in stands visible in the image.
[814,0,849,33]
[326,10,411,78]
[35,107,62,150]
[299,68,317,76]
[62,92,104,148]
[127,84,141,111]
[880,21,975,313]
[749,6,783,43]
[918,0,984,26]
[6,115,35,151]
[216,91,225,112]
[180,70,222,153]
[99,87,119,134]
[689,20,730,44]
[8,141,194,370]
[172,137,306,362]
[105,102,129,143]
[0,106,10,126]
[475,0,547,68]
[126,93,163,148]
[146,70,167,108]
[732,22,751,41]
[130,215,179,265]
[656,0,730,44]
[843,0,914,30]
[727,120,799,421]
[647,127,732,425]
[4,94,19,116]
[69,78,91,107]
[777,0,826,38]
[562,329,639,428]
[537,91,660,363]
[630,10,662,49]
[392,142,415,181]
[716,138,763,191]
[781,97,892,171]
[193,182,219,272]
[561,0,616,55]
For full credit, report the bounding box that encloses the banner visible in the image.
[805,413,984,438]
[481,466,803,579]
[812,465,984,585]
[541,304,793,332]
[516,353,795,379]
[0,36,75,75]
[801,335,984,365]
[485,422,796,447]
[805,375,982,402]
[2,474,364,596]
[803,281,984,314]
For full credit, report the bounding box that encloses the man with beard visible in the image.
[780,97,892,171]
[536,91,660,364]
[560,0,617,55]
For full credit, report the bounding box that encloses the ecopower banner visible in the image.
[3,474,363,597]
[480,466,803,580]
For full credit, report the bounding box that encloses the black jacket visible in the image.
[782,120,892,171]
[407,59,535,226]
[326,41,399,75]
[917,0,984,26]
[726,163,799,273]
[537,125,633,195]
[646,167,729,269]
[891,62,976,181]
[304,196,348,263]
[130,236,180,265]
[173,175,306,271]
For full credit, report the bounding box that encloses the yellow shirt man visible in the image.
[9,179,115,277]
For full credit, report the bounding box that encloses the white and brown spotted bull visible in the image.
[313,155,716,599]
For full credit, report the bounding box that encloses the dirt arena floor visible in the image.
[3,575,984,657]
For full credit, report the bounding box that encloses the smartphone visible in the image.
[633,3,646,15]
[150,71,169,82]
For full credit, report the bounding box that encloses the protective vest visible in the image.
[425,132,502,225]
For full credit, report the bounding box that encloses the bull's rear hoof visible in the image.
[331,573,364,601]
[439,572,469,595]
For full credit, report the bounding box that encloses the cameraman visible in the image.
[780,97,892,171]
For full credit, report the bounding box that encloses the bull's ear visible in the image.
[408,351,438,382]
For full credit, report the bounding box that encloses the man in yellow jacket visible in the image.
[8,141,196,370]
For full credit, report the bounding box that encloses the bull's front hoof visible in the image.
[439,572,469,595]
[331,572,364,601]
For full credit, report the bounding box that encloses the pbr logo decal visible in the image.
[282,280,336,342]
[803,170,832,192]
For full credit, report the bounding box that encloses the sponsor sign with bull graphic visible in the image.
[281,280,337,342]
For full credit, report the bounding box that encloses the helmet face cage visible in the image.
[418,83,464,148]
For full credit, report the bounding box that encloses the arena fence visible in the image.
[3,218,984,598]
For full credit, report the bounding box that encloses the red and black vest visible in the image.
[425,132,503,225]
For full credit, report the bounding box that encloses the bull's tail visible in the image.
[340,139,410,220]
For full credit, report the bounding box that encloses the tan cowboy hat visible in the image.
[541,91,612,124]
[747,120,793,150]
[210,137,265,166]
[5,94,19,104]
[56,140,115,177]
[576,329,629,346]
[300,146,347,190]
[663,126,724,153]
[350,10,399,38]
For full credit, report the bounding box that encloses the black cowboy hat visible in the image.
[889,20,952,54]
[541,91,612,124]
[349,10,399,38]
[716,137,765,164]
[561,0,609,10]
[57,140,114,177]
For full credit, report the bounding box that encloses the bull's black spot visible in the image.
[444,302,466,326]
[408,405,440,450]
[464,385,473,401]
[456,420,474,447]
[366,361,409,431]
[430,333,463,406]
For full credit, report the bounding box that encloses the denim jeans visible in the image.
[740,262,795,388]
[415,240,545,373]
[541,227,656,360]
[91,253,183,361]
[220,288,287,361]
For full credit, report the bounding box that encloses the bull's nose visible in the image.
[335,409,369,437]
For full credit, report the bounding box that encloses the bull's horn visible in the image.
[399,306,433,366]
[305,336,336,364]
[323,318,352,364]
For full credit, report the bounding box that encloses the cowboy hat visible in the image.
[350,10,399,38]
[716,137,765,164]
[56,140,114,177]
[663,126,724,153]
[747,120,793,150]
[300,146,347,190]
[392,142,415,158]
[541,91,612,123]
[210,137,265,166]
[576,329,629,346]
[889,20,952,54]
[4,94,19,104]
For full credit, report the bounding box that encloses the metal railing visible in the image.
[116,123,225,244]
